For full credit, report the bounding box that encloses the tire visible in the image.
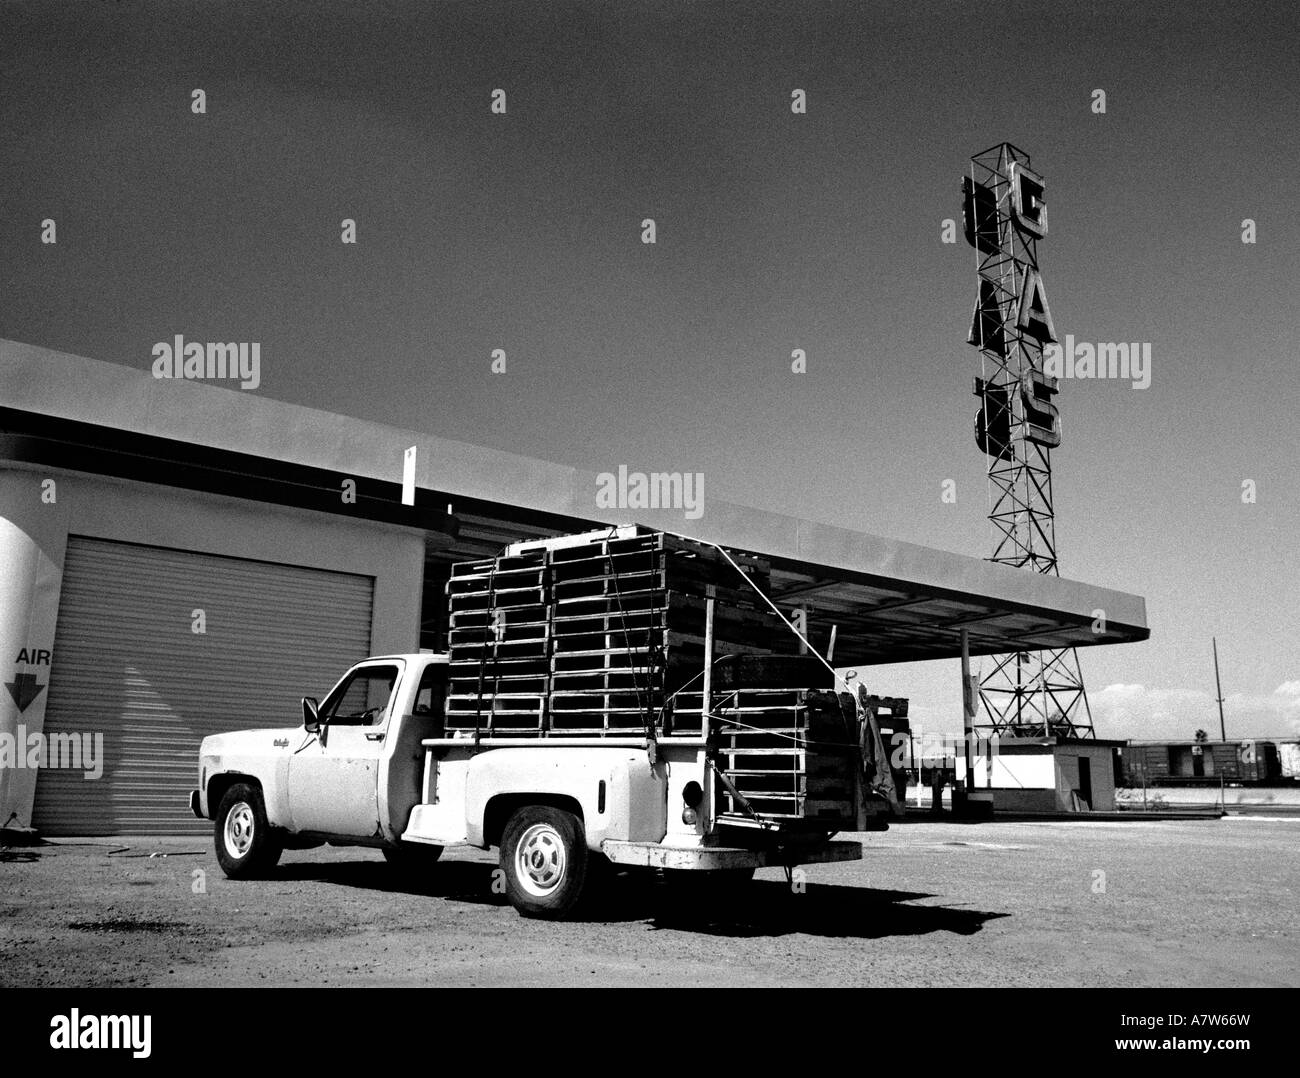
[382,843,443,873]
[578,849,618,913]
[213,783,283,879]
[499,805,588,920]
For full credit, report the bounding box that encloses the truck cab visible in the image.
[193,654,451,862]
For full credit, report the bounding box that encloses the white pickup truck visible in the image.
[191,651,886,918]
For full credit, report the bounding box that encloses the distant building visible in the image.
[954,736,1124,812]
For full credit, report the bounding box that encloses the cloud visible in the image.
[1090,682,1300,741]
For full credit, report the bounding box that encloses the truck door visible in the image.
[288,661,402,836]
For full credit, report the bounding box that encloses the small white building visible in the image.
[955,736,1122,813]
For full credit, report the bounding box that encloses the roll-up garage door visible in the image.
[32,537,375,835]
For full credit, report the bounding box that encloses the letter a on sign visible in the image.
[1016,270,1057,344]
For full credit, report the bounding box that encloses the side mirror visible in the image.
[302,696,321,732]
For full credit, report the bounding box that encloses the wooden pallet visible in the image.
[442,530,796,741]
[549,608,670,637]
[673,687,859,823]
[545,530,771,589]
[448,605,550,630]
[448,636,549,660]
[549,689,665,714]
[550,627,665,655]
[448,656,551,680]
[446,566,547,596]
[449,585,548,611]
[450,549,548,577]
[447,619,550,646]
[449,673,549,696]
[445,693,546,735]
[549,667,665,692]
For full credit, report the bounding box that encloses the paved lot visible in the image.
[2,817,1295,987]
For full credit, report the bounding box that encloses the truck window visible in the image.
[412,663,447,717]
[320,665,399,726]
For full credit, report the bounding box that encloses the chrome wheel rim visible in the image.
[515,823,565,897]
[224,801,255,859]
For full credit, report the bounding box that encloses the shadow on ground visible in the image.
[268,860,1009,940]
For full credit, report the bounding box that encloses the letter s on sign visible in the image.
[1021,368,1061,448]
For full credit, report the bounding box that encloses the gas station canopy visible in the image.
[1,339,1149,669]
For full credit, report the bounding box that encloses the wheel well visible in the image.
[206,773,262,819]
[483,794,584,848]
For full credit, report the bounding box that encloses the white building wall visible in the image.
[953,743,1117,811]
[0,463,426,830]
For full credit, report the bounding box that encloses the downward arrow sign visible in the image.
[5,673,46,713]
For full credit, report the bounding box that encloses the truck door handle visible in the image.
[365,732,385,742]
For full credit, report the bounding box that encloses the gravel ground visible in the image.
[1,817,1295,987]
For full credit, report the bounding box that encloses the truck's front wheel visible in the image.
[214,783,283,879]
[499,806,588,920]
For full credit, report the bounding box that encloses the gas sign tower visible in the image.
[963,142,1094,738]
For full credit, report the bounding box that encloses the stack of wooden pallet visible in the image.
[674,687,860,826]
[444,528,776,736]
[547,530,774,733]
[445,545,551,735]
[443,526,865,831]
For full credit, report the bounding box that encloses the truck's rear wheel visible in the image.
[499,806,588,920]
[214,783,283,879]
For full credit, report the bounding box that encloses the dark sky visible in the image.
[3,0,1298,738]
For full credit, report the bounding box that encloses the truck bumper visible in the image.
[601,838,862,870]
[188,790,204,820]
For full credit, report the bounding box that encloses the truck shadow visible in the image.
[643,880,1008,939]
[273,859,1009,940]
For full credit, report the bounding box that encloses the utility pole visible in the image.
[961,628,975,792]
[1212,637,1226,742]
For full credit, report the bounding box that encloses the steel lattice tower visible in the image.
[965,142,1094,739]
